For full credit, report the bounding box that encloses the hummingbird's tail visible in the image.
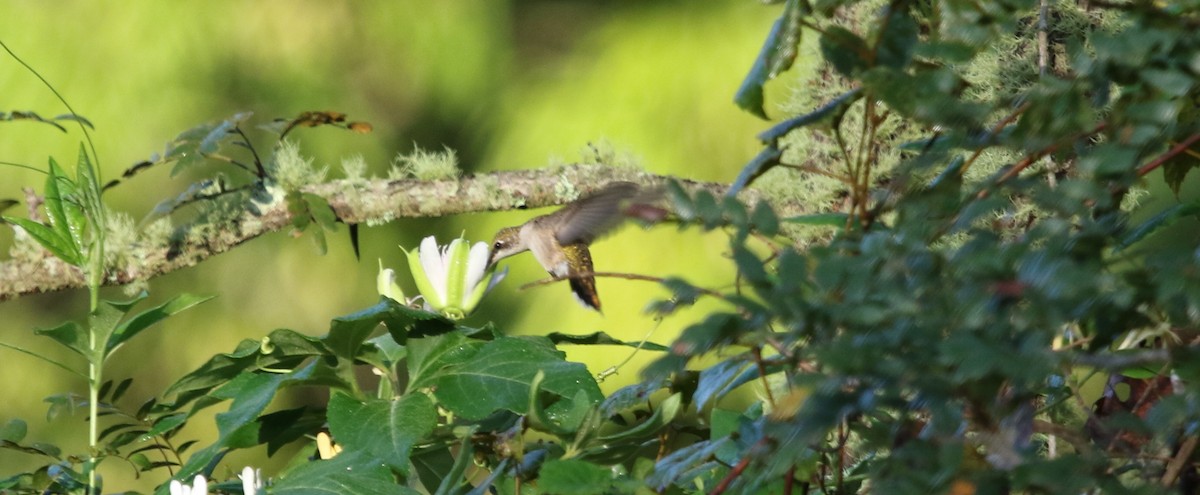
[561,243,602,311]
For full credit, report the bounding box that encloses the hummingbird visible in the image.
[487,181,647,311]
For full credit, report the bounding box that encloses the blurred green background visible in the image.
[0,0,785,488]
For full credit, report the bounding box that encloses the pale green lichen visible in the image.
[269,140,328,190]
[341,154,368,182]
[390,144,460,180]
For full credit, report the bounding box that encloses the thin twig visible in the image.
[1136,132,1200,176]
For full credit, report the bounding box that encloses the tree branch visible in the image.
[0,164,804,301]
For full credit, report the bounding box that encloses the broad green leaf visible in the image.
[327,392,437,473]
[105,293,214,358]
[407,332,479,391]
[538,459,613,495]
[2,216,83,265]
[433,336,602,420]
[272,450,409,495]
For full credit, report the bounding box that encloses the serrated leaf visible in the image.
[106,293,213,358]
[433,336,602,420]
[327,392,437,473]
[1118,202,1200,250]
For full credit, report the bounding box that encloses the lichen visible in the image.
[390,144,461,181]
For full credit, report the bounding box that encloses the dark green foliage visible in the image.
[3,1,1199,493]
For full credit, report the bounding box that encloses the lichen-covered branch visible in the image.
[0,164,803,301]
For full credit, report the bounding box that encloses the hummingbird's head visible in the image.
[487,226,525,267]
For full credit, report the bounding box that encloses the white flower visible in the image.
[169,475,208,495]
[403,235,505,319]
[240,466,265,495]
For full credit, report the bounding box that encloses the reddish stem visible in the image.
[1137,132,1200,176]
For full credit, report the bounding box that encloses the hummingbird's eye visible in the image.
[493,241,503,251]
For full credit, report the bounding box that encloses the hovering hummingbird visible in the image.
[487,181,649,311]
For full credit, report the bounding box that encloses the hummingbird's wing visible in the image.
[553,182,641,245]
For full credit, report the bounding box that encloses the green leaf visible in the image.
[757,88,863,144]
[546,331,668,352]
[432,432,477,495]
[783,212,848,226]
[106,293,214,358]
[176,363,315,478]
[303,192,338,231]
[0,419,27,443]
[820,26,870,77]
[2,216,83,265]
[407,332,479,391]
[433,336,602,420]
[273,450,410,495]
[327,392,437,473]
[538,459,614,495]
[734,0,805,119]
[645,434,731,491]
[751,200,779,237]
[727,145,783,197]
[874,6,918,69]
[597,392,682,442]
[42,159,82,260]
[34,321,87,358]
[1118,202,1200,250]
[694,359,754,411]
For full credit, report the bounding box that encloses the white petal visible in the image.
[192,475,207,494]
[169,480,185,495]
[465,242,489,293]
[419,236,447,302]
[241,466,262,494]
